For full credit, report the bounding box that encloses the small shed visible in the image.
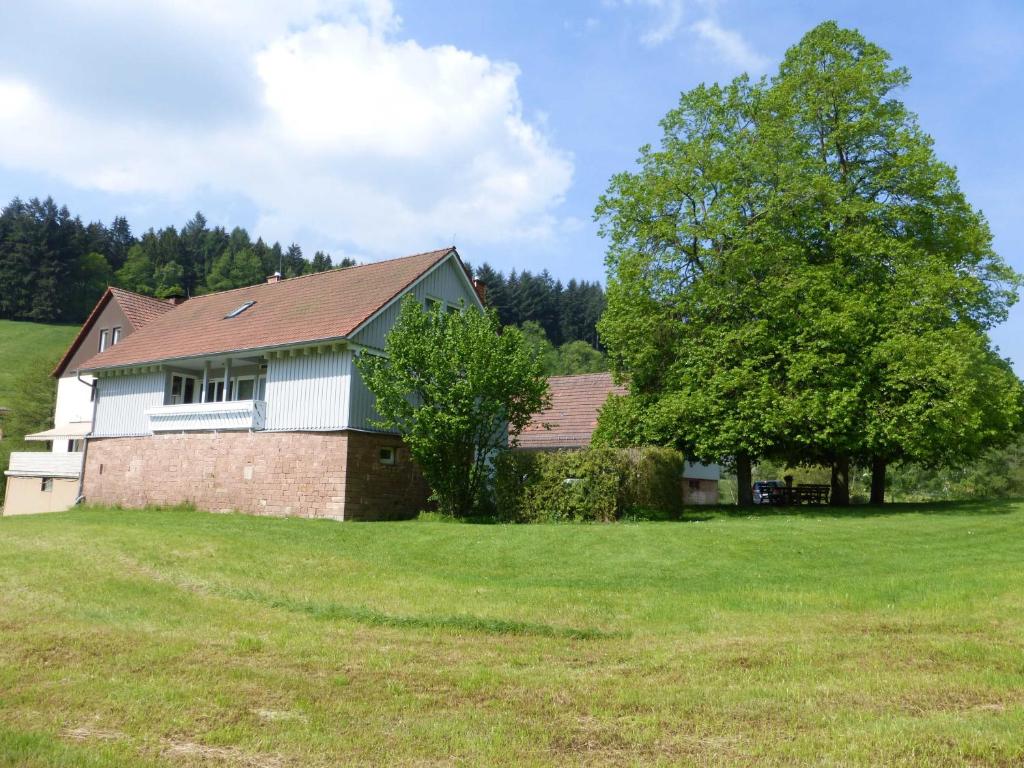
[517,373,720,505]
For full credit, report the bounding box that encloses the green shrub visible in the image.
[621,446,685,518]
[495,445,685,522]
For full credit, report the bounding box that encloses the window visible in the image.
[67,439,84,452]
[41,478,53,492]
[424,297,443,313]
[234,377,255,401]
[256,375,267,401]
[224,300,256,319]
[98,329,109,352]
[111,326,122,345]
[688,479,700,491]
[447,304,460,315]
[206,380,226,402]
[170,374,198,405]
[379,447,396,465]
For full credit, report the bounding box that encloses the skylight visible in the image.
[224,300,255,319]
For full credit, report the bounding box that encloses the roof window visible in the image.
[224,300,256,319]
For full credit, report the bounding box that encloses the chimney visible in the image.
[472,278,487,304]
[267,271,282,284]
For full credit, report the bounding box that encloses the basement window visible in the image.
[379,447,396,465]
[224,300,256,319]
[41,478,53,492]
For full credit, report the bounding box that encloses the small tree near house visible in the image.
[356,295,550,517]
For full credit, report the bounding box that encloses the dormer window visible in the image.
[98,329,109,352]
[225,300,255,319]
[111,326,122,345]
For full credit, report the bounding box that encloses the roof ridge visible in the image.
[183,246,455,302]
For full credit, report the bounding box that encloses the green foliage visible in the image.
[595,21,1024,500]
[517,320,607,377]
[495,445,684,522]
[356,296,550,517]
[474,263,606,348]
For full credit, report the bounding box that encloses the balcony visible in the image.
[5,451,84,478]
[146,400,267,433]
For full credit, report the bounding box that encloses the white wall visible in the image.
[55,375,94,424]
[92,372,167,437]
[264,350,349,431]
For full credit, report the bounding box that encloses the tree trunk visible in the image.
[869,456,886,505]
[736,453,753,507]
[830,456,850,507]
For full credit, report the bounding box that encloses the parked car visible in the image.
[752,480,785,504]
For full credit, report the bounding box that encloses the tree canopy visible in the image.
[596,21,1023,505]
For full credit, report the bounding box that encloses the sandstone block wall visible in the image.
[83,430,429,520]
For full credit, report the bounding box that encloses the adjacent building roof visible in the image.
[517,372,626,450]
[79,247,458,371]
[53,286,175,377]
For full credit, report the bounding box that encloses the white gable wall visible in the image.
[351,256,481,350]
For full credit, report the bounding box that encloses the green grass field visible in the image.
[0,319,77,406]
[1,504,1023,766]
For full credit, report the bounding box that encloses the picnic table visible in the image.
[765,484,830,506]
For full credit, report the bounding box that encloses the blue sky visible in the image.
[0,0,1021,369]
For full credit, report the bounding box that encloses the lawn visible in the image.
[0,319,77,406]
[1,503,1023,767]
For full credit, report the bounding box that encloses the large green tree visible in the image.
[596,21,1022,505]
[356,296,549,516]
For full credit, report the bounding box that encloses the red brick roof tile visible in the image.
[517,372,626,450]
[79,247,455,370]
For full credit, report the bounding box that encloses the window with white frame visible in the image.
[379,447,396,465]
[98,329,109,352]
[233,376,255,401]
[111,326,122,345]
[40,478,53,492]
[169,374,198,405]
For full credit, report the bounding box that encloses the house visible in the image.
[70,247,481,521]
[517,372,721,505]
[2,288,174,516]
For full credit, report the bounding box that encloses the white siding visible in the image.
[264,350,349,431]
[5,451,84,478]
[92,372,166,437]
[352,256,481,350]
[347,355,388,432]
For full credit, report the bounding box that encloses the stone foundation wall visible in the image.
[343,432,431,521]
[83,430,429,520]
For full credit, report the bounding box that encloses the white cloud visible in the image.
[616,0,766,72]
[691,18,769,72]
[0,0,572,257]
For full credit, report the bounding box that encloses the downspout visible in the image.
[75,370,98,505]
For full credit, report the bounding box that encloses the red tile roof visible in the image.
[517,372,626,450]
[111,286,175,329]
[53,286,175,377]
[78,248,456,370]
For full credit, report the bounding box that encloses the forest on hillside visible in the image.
[0,196,606,375]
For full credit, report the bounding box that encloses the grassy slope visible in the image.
[1,504,1023,766]
[0,320,78,503]
[0,319,77,406]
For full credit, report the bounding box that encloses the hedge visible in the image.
[495,445,685,522]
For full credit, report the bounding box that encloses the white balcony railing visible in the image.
[5,451,84,478]
[146,400,267,433]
